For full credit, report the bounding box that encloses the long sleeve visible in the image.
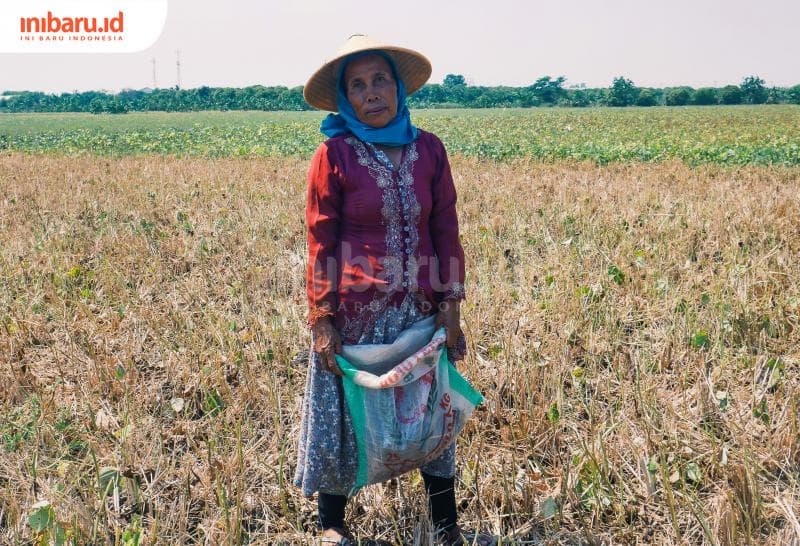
[428,136,466,302]
[306,143,343,328]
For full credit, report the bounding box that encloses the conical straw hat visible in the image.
[304,34,432,112]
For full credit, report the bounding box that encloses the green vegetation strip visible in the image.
[2,106,799,166]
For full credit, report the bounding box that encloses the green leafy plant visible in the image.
[690,330,710,349]
[28,501,68,546]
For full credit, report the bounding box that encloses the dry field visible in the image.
[1,152,799,545]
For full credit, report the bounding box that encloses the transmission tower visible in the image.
[151,57,157,88]
[175,50,181,89]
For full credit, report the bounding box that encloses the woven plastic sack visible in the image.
[335,315,484,493]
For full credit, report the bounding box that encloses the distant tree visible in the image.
[443,74,466,87]
[693,87,718,105]
[529,76,567,104]
[665,87,692,106]
[473,87,517,108]
[107,97,128,114]
[607,76,639,106]
[787,84,800,105]
[720,85,743,105]
[740,75,767,104]
[636,89,657,106]
[88,98,104,114]
[565,88,591,107]
[409,83,446,106]
[766,86,783,104]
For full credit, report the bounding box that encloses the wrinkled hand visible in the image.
[311,317,343,376]
[435,300,465,360]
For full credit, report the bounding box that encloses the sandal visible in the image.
[319,526,394,546]
[461,531,500,546]
[437,525,499,546]
[319,526,356,546]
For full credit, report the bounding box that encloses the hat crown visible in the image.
[333,34,383,60]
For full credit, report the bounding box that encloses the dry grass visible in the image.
[1,151,799,545]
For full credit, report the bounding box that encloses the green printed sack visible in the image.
[335,315,484,494]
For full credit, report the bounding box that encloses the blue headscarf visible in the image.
[319,49,418,146]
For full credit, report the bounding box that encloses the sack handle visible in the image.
[336,327,447,389]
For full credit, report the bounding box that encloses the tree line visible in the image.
[1,75,798,113]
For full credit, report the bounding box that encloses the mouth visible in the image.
[365,106,387,116]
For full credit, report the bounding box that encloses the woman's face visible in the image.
[343,54,398,128]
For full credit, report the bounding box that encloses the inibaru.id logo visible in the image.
[1,0,167,53]
[20,11,125,34]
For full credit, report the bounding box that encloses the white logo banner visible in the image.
[0,0,168,53]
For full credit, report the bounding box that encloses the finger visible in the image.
[320,350,332,373]
[447,328,460,348]
[313,336,328,353]
[313,350,324,369]
[326,352,343,376]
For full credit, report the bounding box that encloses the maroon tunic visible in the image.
[305,128,466,343]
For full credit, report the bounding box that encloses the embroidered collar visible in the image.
[364,141,404,172]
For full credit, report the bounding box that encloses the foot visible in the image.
[439,525,498,546]
[319,526,354,545]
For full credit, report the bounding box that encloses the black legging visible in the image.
[318,471,458,532]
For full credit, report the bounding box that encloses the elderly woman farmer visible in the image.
[294,35,494,546]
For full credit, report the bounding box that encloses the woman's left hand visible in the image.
[436,300,464,351]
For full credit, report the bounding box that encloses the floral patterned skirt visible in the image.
[293,294,457,498]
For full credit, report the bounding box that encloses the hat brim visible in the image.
[304,44,432,112]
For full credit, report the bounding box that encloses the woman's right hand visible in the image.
[311,317,344,376]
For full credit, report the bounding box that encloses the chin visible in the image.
[363,118,391,129]
[359,109,395,128]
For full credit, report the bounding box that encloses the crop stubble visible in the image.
[0,152,799,544]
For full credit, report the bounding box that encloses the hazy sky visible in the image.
[3,0,799,94]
